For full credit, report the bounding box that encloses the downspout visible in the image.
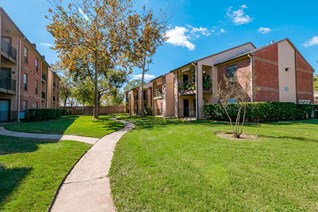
[192,62,198,119]
[17,37,25,122]
[247,54,254,102]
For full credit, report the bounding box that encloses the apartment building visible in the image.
[0,8,60,122]
[126,38,314,119]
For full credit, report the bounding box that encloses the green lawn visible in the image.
[5,115,125,138]
[0,135,91,211]
[109,117,318,211]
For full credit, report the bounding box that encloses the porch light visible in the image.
[285,68,291,72]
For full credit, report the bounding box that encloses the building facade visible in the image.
[126,39,315,119]
[0,8,60,122]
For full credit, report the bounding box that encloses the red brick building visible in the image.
[0,8,60,122]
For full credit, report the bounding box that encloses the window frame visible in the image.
[226,64,238,78]
[24,46,28,63]
[23,73,28,91]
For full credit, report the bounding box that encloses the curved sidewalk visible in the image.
[0,127,99,144]
[50,120,134,212]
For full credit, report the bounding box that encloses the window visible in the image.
[35,80,38,94]
[35,58,39,72]
[22,100,28,111]
[24,46,28,63]
[226,65,238,78]
[23,73,28,91]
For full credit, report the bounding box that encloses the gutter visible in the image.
[247,54,254,102]
[191,62,199,119]
[17,37,25,122]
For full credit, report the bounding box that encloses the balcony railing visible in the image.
[154,89,163,98]
[0,78,16,91]
[178,81,195,94]
[42,92,46,100]
[42,73,46,82]
[1,38,17,61]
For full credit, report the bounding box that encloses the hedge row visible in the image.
[203,102,318,122]
[28,109,62,121]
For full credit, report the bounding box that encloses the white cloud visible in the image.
[132,74,156,81]
[165,25,214,51]
[226,5,253,25]
[40,43,53,48]
[166,26,195,50]
[187,25,214,37]
[257,27,272,34]
[78,8,89,21]
[304,36,318,47]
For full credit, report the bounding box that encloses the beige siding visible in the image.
[278,40,296,103]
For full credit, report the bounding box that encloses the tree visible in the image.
[314,75,318,92]
[215,72,252,138]
[126,8,167,116]
[46,0,132,118]
[123,79,142,92]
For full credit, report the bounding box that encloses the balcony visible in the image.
[42,92,46,100]
[42,73,46,82]
[154,89,163,99]
[178,81,195,95]
[0,78,16,94]
[1,38,17,62]
[134,95,138,102]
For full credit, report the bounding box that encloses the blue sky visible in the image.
[1,0,317,81]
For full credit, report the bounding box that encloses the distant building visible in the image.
[126,39,315,119]
[0,8,60,122]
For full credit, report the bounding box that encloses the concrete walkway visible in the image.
[0,127,98,144]
[50,120,134,212]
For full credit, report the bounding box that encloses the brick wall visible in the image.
[253,44,280,102]
[20,40,43,111]
[295,51,314,102]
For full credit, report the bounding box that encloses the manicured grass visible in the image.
[109,117,318,211]
[5,115,125,138]
[0,135,91,211]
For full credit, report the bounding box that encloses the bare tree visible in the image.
[215,71,252,138]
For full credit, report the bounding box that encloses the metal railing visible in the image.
[1,38,17,60]
[178,81,195,94]
[0,78,16,91]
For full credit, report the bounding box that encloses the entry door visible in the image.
[183,99,189,117]
[0,100,10,122]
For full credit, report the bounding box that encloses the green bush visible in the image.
[203,102,315,122]
[28,109,62,121]
[60,108,72,116]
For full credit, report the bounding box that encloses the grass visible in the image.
[5,115,125,138]
[109,117,318,211]
[0,135,91,211]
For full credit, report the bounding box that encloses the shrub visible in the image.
[60,108,72,116]
[203,102,315,122]
[28,109,62,121]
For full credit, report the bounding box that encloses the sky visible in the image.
[1,0,317,81]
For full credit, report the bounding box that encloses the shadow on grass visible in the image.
[93,116,125,131]
[259,134,318,143]
[0,136,58,155]
[0,165,31,206]
[4,116,78,135]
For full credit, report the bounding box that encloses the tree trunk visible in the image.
[93,53,99,119]
[140,58,146,117]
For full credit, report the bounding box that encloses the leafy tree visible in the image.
[126,8,167,116]
[46,0,132,118]
[314,75,318,92]
[123,79,142,92]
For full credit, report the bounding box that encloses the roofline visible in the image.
[169,42,256,73]
[214,38,315,71]
[0,7,50,65]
